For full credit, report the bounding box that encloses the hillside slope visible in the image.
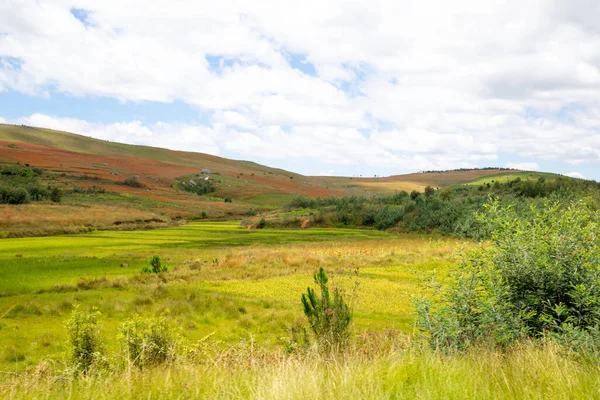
[0,123,529,237]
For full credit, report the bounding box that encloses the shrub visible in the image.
[415,199,600,351]
[123,176,144,188]
[142,256,167,274]
[65,306,104,373]
[50,187,62,203]
[224,197,233,203]
[301,268,352,351]
[118,312,179,369]
[26,185,48,201]
[374,205,404,230]
[180,179,215,196]
[4,187,30,204]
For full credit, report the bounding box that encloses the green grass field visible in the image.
[0,223,460,368]
[2,222,599,399]
[465,171,559,186]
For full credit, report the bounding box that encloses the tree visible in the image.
[416,199,600,351]
[301,268,352,351]
[410,190,420,200]
[424,186,435,197]
[142,255,167,273]
[440,188,453,201]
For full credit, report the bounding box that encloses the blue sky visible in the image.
[1,1,599,180]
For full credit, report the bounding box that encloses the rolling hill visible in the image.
[0,123,537,236]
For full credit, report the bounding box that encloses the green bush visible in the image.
[26,185,48,201]
[65,306,104,373]
[118,312,179,369]
[224,197,233,203]
[301,268,352,351]
[50,187,62,203]
[416,199,600,351]
[141,255,167,274]
[180,179,215,196]
[123,176,144,188]
[3,187,30,204]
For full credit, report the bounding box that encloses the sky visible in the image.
[1,1,599,180]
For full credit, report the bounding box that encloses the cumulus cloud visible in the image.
[1,0,600,174]
[565,172,586,179]
[505,162,541,171]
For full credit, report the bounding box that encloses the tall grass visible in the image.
[2,340,598,399]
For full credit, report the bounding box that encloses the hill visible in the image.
[0,123,538,236]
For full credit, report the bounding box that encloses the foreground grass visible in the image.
[0,222,598,398]
[2,341,598,399]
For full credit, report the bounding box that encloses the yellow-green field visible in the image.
[0,223,464,367]
[464,171,558,186]
[2,222,598,399]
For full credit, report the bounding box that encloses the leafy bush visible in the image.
[141,255,167,274]
[416,199,600,351]
[50,187,62,203]
[301,268,352,351]
[180,178,215,196]
[224,197,233,203]
[65,306,104,373]
[118,312,180,369]
[123,176,144,188]
[1,187,30,204]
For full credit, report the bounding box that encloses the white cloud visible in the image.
[506,162,541,171]
[565,172,586,179]
[0,0,600,174]
[319,169,335,176]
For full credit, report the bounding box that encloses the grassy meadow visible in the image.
[0,222,459,363]
[1,222,599,398]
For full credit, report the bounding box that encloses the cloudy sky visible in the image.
[1,1,599,179]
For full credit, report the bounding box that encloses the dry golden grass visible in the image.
[0,204,170,237]
[353,180,429,193]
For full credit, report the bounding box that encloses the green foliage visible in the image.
[416,199,600,351]
[118,312,179,369]
[372,205,405,230]
[0,187,30,204]
[123,176,144,188]
[72,185,106,194]
[0,164,64,204]
[179,178,215,196]
[65,306,104,373]
[301,268,352,351]
[50,186,62,203]
[285,174,600,238]
[224,197,233,203]
[141,255,167,274]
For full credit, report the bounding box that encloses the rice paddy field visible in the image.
[1,222,599,399]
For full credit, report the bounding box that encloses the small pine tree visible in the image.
[142,256,167,273]
[301,268,352,351]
